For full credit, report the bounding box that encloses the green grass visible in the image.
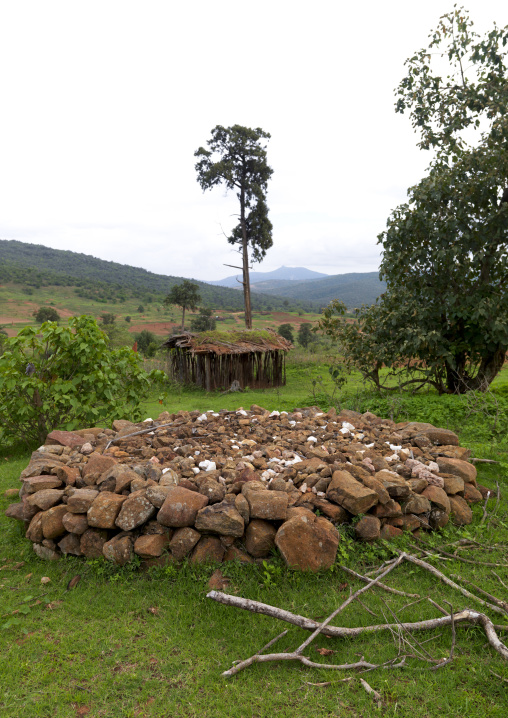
[1,357,508,717]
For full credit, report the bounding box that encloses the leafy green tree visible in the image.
[0,325,8,356]
[137,305,144,312]
[134,329,159,357]
[164,280,201,331]
[195,125,273,329]
[0,316,165,445]
[297,323,313,348]
[190,307,216,332]
[320,8,508,394]
[278,323,294,343]
[125,316,131,323]
[33,306,60,323]
[100,312,116,326]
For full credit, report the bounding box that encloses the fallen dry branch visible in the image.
[339,565,420,598]
[359,677,382,707]
[415,545,508,569]
[449,575,508,616]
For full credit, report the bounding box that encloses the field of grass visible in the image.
[1,355,507,717]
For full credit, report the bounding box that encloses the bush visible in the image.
[278,323,294,343]
[33,306,60,323]
[134,330,159,357]
[0,316,165,446]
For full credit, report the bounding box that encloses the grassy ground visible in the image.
[1,356,507,717]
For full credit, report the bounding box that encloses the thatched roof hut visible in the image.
[162,329,292,391]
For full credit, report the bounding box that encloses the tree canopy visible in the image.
[195,125,273,329]
[319,7,508,394]
[34,306,60,323]
[164,280,201,331]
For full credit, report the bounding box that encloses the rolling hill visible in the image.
[209,265,328,287]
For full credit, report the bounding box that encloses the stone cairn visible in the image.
[5,406,487,571]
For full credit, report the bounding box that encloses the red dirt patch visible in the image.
[129,321,179,336]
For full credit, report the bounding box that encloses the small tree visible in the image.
[164,281,201,331]
[278,323,294,343]
[134,329,159,357]
[195,125,273,329]
[0,316,165,445]
[190,307,217,332]
[34,306,60,323]
[297,323,313,349]
[137,305,145,313]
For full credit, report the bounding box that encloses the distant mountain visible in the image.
[249,272,386,308]
[210,265,328,288]
[0,239,313,312]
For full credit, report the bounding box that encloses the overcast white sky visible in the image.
[0,1,505,282]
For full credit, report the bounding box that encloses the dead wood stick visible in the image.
[449,575,508,615]
[256,630,288,656]
[379,597,436,662]
[208,592,508,648]
[471,458,500,464]
[357,598,378,618]
[492,571,508,592]
[431,602,455,670]
[485,482,502,528]
[399,552,508,616]
[294,553,407,656]
[428,598,449,616]
[339,565,420,598]
[489,670,508,684]
[420,546,508,568]
[480,491,492,524]
[359,678,382,707]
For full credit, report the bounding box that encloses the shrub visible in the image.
[0,316,165,446]
[33,306,60,323]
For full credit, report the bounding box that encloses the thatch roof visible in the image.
[162,329,293,355]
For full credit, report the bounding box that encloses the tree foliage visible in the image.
[34,306,60,323]
[164,280,201,331]
[195,125,273,328]
[277,323,294,343]
[0,316,165,446]
[297,323,314,348]
[190,307,216,332]
[320,7,508,394]
[134,329,159,357]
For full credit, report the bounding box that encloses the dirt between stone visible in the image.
[5,405,488,571]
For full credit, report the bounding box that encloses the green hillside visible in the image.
[0,239,311,312]
[250,272,386,308]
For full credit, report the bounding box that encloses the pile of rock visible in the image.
[5,406,488,571]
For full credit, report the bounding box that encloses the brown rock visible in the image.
[87,492,127,529]
[477,484,495,500]
[115,494,156,531]
[375,472,411,500]
[421,486,451,513]
[5,502,29,522]
[207,569,231,590]
[234,494,250,523]
[81,456,117,485]
[194,502,245,537]
[191,536,225,564]
[449,495,473,525]
[159,469,180,487]
[80,528,108,558]
[223,546,254,563]
[275,514,339,571]
[326,471,378,515]
[4,488,20,499]
[46,430,85,449]
[67,489,99,514]
[463,483,483,504]
[400,514,422,531]
[418,428,459,446]
[56,465,80,486]
[26,512,44,542]
[429,509,449,529]
[436,457,477,483]
[245,519,277,558]
[169,527,201,559]
[145,484,174,508]
[41,505,68,539]
[58,533,82,555]
[355,515,381,541]
[27,489,65,511]
[62,512,89,535]
[134,533,170,558]
[312,498,349,523]
[33,543,59,561]
[380,524,403,539]
[402,493,431,514]
[358,475,390,504]
[157,486,209,527]
[407,478,428,494]
[22,476,63,494]
[370,499,402,518]
[103,535,133,565]
[199,478,226,504]
[244,488,288,521]
[442,475,465,495]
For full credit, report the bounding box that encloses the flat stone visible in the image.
[41,505,68,539]
[58,533,82,555]
[243,487,288,521]
[275,514,339,571]
[358,475,390,504]
[442,475,465,495]
[80,528,108,558]
[115,494,155,531]
[33,543,59,561]
[103,535,133,565]
[224,546,254,563]
[134,533,170,558]
[56,466,80,486]
[194,502,245,537]
[169,527,201,559]
[27,489,64,511]
[191,536,225,564]
[5,502,28,521]
[81,456,117,485]
[370,499,402,518]
[380,524,403,539]
[46,430,85,449]
[62,512,89,535]
[22,476,63,494]
[157,486,209,527]
[436,457,477,483]
[312,498,349,523]
[67,489,99,514]
[245,519,277,558]
[449,495,473,525]
[326,471,378,515]
[87,492,127,529]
